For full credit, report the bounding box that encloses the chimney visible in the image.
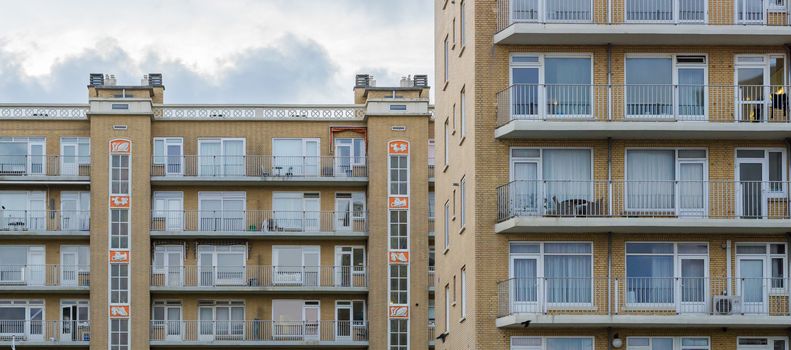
[355,74,371,88]
[148,73,163,87]
[105,74,117,86]
[400,75,414,88]
[89,73,104,86]
[413,74,428,88]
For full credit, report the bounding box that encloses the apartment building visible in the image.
[435,0,791,349]
[0,73,435,349]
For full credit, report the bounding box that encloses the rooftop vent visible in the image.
[355,74,376,88]
[148,73,163,87]
[413,75,428,87]
[400,75,414,88]
[105,74,117,86]
[89,73,105,86]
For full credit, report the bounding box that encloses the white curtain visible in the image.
[544,149,592,210]
[544,243,592,304]
[627,150,674,211]
[199,142,221,176]
[223,140,244,176]
[274,195,303,230]
[678,163,704,213]
[513,259,537,305]
[546,338,594,350]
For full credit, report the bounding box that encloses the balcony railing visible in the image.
[497,180,791,221]
[150,265,367,289]
[149,320,368,344]
[150,210,368,234]
[0,320,90,343]
[150,155,367,178]
[0,211,90,232]
[0,155,91,177]
[428,217,435,236]
[498,277,790,318]
[0,104,89,120]
[0,265,89,288]
[497,84,791,126]
[152,104,366,120]
[429,267,436,289]
[496,0,791,30]
[428,322,436,345]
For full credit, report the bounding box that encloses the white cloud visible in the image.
[0,0,434,103]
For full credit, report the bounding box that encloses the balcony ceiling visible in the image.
[496,217,791,234]
[495,121,791,140]
[494,24,791,46]
[497,314,791,328]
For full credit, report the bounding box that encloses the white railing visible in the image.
[0,155,91,177]
[152,105,366,120]
[0,104,89,120]
[0,320,90,343]
[498,277,790,317]
[497,0,791,29]
[150,265,367,289]
[151,155,367,178]
[496,84,791,126]
[149,320,368,343]
[429,267,436,289]
[497,180,791,221]
[0,210,90,232]
[150,210,368,234]
[0,265,89,287]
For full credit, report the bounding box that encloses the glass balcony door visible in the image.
[626,0,706,22]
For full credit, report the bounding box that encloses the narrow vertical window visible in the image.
[110,318,129,350]
[443,35,449,83]
[444,201,450,249]
[110,263,129,304]
[460,87,466,138]
[389,210,409,250]
[111,154,130,195]
[389,155,409,196]
[389,264,409,304]
[443,120,449,166]
[459,0,466,47]
[459,176,466,228]
[444,284,451,333]
[460,267,467,318]
[110,209,130,249]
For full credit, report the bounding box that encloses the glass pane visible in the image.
[626,58,673,117]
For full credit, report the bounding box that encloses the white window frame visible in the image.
[624,147,709,214]
[0,191,46,231]
[197,138,246,176]
[459,176,466,230]
[510,53,595,119]
[334,138,366,166]
[443,201,450,249]
[736,242,788,295]
[459,87,466,138]
[110,154,131,195]
[734,54,787,121]
[737,337,789,350]
[624,54,709,120]
[627,336,710,350]
[196,245,247,286]
[460,267,467,319]
[0,137,45,175]
[60,137,90,177]
[735,147,788,198]
[509,242,595,309]
[152,191,184,231]
[624,242,710,309]
[153,137,183,175]
[511,336,596,350]
[388,154,410,196]
[443,35,449,83]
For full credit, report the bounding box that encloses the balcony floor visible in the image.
[0,286,90,293]
[149,340,368,348]
[0,176,90,185]
[494,23,791,46]
[495,120,791,140]
[150,176,367,186]
[150,286,368,294]
[496,217,791,234]
[0,230,90,239]
[0,341,89,348]
[150,230,368,240]
[497,313,791,328]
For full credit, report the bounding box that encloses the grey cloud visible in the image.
[0,35,346,104]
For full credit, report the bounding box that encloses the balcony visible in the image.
[149,210,368,239]
[149,320,368,347]
[0,320,90,346]
[497,277,791,328]
[429,266,436,291]
[496,180,791,233]
[0,104,89,120]
[150,156,367,186]
[428,217,435,237]
[0,156,90,184]
[495,84,791,139]
[0,210,90,238]
[495,0,791,45]
[0,265,89,292]
[428,322,436,347]
[150,265,367,293]
[428,158,436,182]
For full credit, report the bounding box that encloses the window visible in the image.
[60,245,90,286]
[459,176,466,229]
[510,148,593,216]
[389,210,408,250]
[198,138,245,176]
[272,246,319,285]
[153,138,183,175]
[389,319,408,350]
[389,155,409,195]
[459,0,465,46]
[389,264,409,304]
[626,149,707,215]
[0,137,45,175]
[152,246,183,288]
[428,192,436,220]
[444,284,450,333]
[428,298,435,323]
[511,336,595,350]
[335,138,366,174]
[736,243,787,292]
[110,263,129,304]
[0,191,46,231]
[110,209,130,249]
[335,246,366,287]
[61,191,90,231]
[60,137,90,176]
[335,192,366,230]
[626,55,708,120]
[736,148,787,206]
[152,300,182,338]
[737,337,788,350]
[0,246,44,285]
[509,242,593,310]
[197,245,247,286]
[152,192,184,231]
[271,192,319,232]
[336,300,366,336]
[199,300,245,339]
[428,140,435,169]
[0,300,44,339]
[199,192,246,231]
[459,87,466,138]
[460,267,467,319]
[443,201,450,249]
[111,154,130,195]
[510,54,593,119]
[452,18,456,45]
[735,55,788,122]
[627,337,710,350]
[443,35,449,83]
[443,120,449,166]
[626,242,708,307]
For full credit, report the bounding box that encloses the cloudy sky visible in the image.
[0,0,434,103]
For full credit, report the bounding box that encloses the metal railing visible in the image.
[149,320,368,343]
[0,211,90,232]
[428,217,435,236]
[150,265,367,289]
[429,267,436,289]
[498,277,790,317]
[152,105,366,120]
[151,155,367,178]
[150,210,368,234]
[496,84,791,126]
[0,104,89,120]
[0,155,91,177]
[428,322,436,344]
[0,265,89,287]
[0,320,90,343]
[497,180,791,221]
[496,0,791,30]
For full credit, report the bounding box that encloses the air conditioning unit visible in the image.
[713,296,742,315]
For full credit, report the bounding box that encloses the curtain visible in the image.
[544,150,592,212]
[512,162,539,215]
[274,196,302,230]
[513,259,537,306]
[678,163,704,214]
[626,58,673,117]
[199,142,221,176]
[677,68,705,118]
[223,140,244,176]
[545,255,592,303]
[546,338,594,350]
[627,255,674,304]
[545,58,592,116]
[627,150,674,211]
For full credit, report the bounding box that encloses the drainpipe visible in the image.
[607,327,613,350]
[726,240,732,296]
[608,137,613,215]
[607,232,613,317]
[607,44,613,121]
